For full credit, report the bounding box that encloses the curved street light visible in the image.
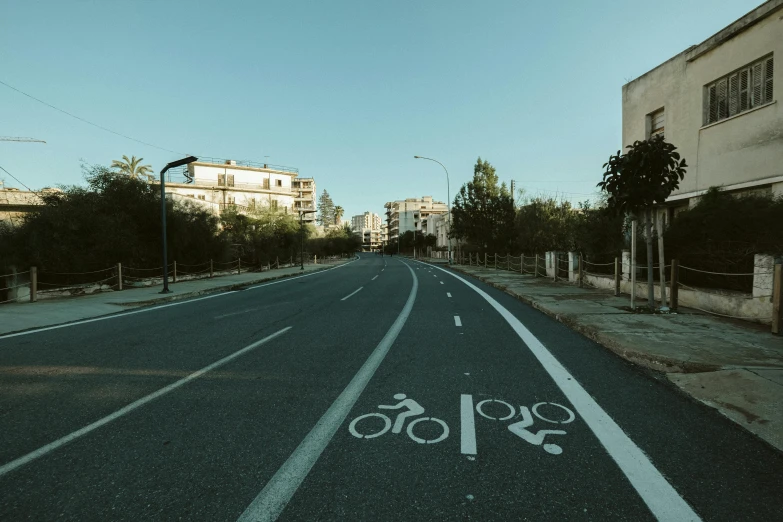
[414,155,451,264]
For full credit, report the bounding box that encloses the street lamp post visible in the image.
[299,209,316,270]
[414,155,451,264]
[159,156,198,294]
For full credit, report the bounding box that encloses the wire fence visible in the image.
[0,254,348,304]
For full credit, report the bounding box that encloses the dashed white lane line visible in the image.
[440,281,444,285]
[454,315,462,326]
[372,275,378,281]
[340,287,364,301]
[424,261,701,522]
[237,261,419,522]
[0,327,292,478]
[447,292,452,298]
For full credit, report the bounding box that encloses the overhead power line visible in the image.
[0,79,186,155]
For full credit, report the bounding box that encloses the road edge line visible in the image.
[423,261,701,522]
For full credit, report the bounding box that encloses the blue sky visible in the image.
[1,0,762,219]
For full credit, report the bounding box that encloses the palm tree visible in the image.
[334,205,344,226]
[111,155,154,182]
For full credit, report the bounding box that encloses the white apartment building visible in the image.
[163,158,303,216]
[291,177,317,223]
[622,0,782,218]
[352,212,383,251]
[384,196,448,242]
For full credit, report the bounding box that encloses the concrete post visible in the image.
[117,262,123,291]
[553,253,558,282]
[568,252,578,283]
[30,266,37,302]
[579,253,584,288]
[534,254,539,278]
[772,263,782,335]
[621,250,631,282]
[657,212,668,309]
[753,254,775,298]
[670,259,679,310]
[173,260,177,283]
[314,255,317,265]
[630,220,637,310]
[209,259,214,278]
[237,258,241,275]
[484,253,488,268]
[521,254,525,274]
[614,257,620,296]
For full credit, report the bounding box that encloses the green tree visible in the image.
[598,135,687,308]
[317,190,335,226]
[515,197,578,254]
[334,205,344,226]
[111,155,154,182]
[451,157,515,254]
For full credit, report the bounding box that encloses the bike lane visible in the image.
[277,261,664,521]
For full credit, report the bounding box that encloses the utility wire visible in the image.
[0,164,35,192]
[0,78,186,155]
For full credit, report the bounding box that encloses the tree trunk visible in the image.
[645,208,655,308]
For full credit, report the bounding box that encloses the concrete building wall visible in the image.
[622,1,783,207]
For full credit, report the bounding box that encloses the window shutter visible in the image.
[708,84,718,123]
[739,69,749,111]
[218,174,226,186]
[752,62,763,107]
[764,57,774,104]
[728,74,739,116]
[717,79,728,119]
[227,174,235,187]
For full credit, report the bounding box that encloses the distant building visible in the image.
[0,185,48,227]
[622,0,782,219]
[163,158,307,217]
[352,211,383,251]
[292,177,317,223]
[384,196,448,243]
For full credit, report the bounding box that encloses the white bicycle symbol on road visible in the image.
[476,399,576,455]
[349,393,450,444]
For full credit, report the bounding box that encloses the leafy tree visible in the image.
[317,190,335,226]
[515,197,578,254]
[111,155,154,182]
[451,158,515,254]
[598,135,687,308]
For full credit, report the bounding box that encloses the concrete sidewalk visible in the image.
[0,260,350,337]
[442,262,783,452]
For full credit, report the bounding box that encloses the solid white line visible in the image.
[237,262,418,522]
[426,262,701,522]
[454,315,462,327]
[0,327,292,478]
[340,287,363,301]
[372,275,378,281]
[447,292,452,298]
[0,259,357,340]
[460,394,477,455]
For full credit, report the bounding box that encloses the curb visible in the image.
[115,263,347,307]
[441,263,720,374]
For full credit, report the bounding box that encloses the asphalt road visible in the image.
[1,253,781,521]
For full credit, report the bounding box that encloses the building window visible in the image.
[705,55,773,125]
[198,195,205,200]
[649,108,664,139]
[227,174,235,187]
[218,174,226,186]
[276,179,282,187]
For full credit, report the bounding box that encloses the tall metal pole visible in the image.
[160,169,170,293]
[158,156,198,294]
[414,156,451,264]
[300,211,305,270]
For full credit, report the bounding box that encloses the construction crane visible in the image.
[0,136,46,143]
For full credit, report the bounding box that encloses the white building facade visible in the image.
[622,0,782,216]
[352,211,383,251]
[292,177,317,223]
[384,196,448,242]
[163,158,304,216]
